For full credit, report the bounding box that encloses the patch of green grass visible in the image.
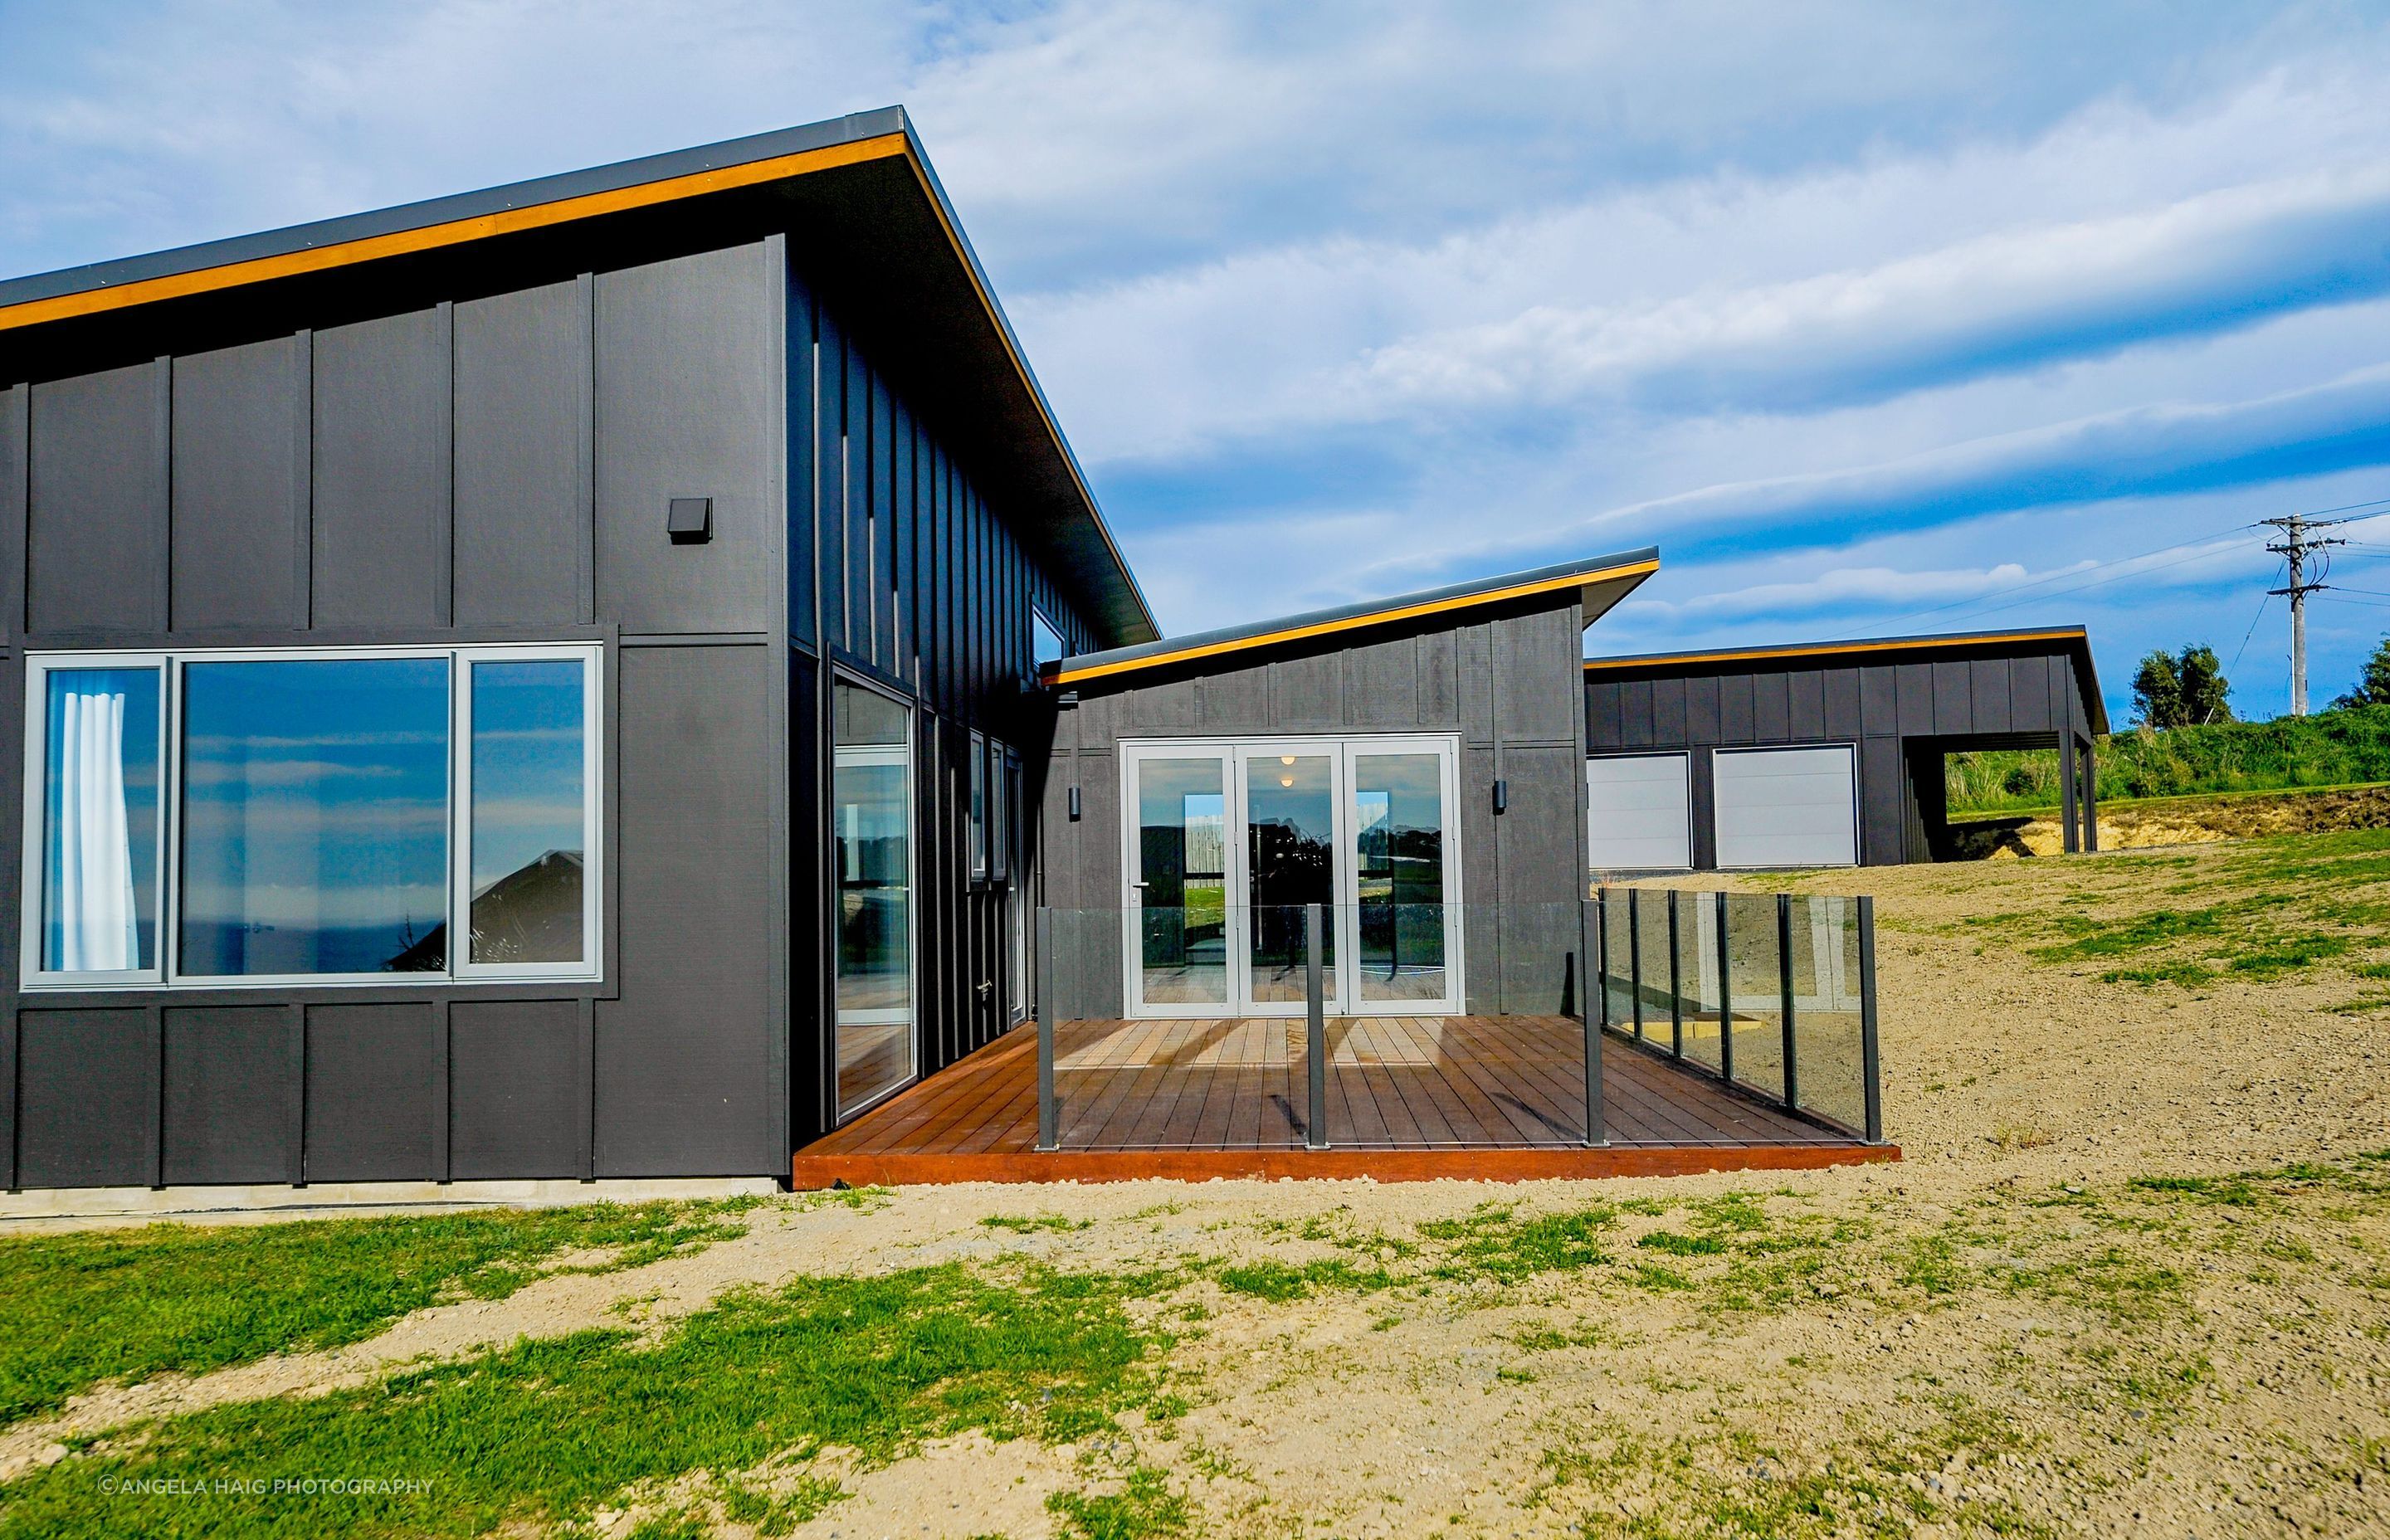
[982,1214,1094,1234]
[2227,934,2354,977]
[1625,1262,1693,1290]
[2100,961,2218,987]
[1418,1205,1616,1282]
[1636,1231,1725,1257]
[0,1261,1175,1540]
[0,1198,758,1425]
[2129,1173,2262,1206]
[1047,1464,1188,1540]
[2028,906,2227,963]
[1212,1258,1397,1301]
[717,1474,842,1537]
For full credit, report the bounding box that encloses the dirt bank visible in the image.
[1948,779,2390,856]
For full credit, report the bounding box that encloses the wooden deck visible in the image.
[793,1016,1897,1187]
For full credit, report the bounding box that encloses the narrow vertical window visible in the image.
[968,729,988,880]
[37,665,163,977]
[988,740,1012,883]
[833,679,915,1115]
[466,657,590,967]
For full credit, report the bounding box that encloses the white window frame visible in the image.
[19,642,603,992]
[1117,733,1466,1019]
[18,651,171,988]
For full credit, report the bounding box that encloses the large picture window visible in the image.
[19,645,601,990]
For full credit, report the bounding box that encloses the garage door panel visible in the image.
[1714,746,1856,868]
[1587,753,1690,870]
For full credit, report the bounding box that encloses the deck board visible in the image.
[793,1016,1893,1185]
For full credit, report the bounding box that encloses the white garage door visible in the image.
[1713,746,1857,868]
[1585,753,1691,870]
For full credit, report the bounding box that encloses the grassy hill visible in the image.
[1947,704,2390,814]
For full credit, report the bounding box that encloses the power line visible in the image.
[2227,560,2285,676]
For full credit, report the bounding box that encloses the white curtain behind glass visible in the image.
[52,689,139,971]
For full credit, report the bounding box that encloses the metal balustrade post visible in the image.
[1667,889,1683,1058]
[1582,896,1606,1147]
[1627,888,1645,1043]
[1715,889,1734,1086]
[1036,907,1058,1152]
[1858,895,1884,1145]
[1305,902,1328,1150]
[1595,888,1613,1031]
[1777,892,1798,1113]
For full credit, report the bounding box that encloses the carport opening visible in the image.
[1911,734,2095,860]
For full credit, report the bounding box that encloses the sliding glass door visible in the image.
[1120,737,1461,1017]
[832,679,915,1117]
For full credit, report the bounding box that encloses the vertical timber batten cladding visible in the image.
[1038,552,1656,1019]
[0,107,1149,1188]
[1583,628,2108,870]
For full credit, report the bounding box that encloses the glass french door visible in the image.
[1122,738,1461,1016]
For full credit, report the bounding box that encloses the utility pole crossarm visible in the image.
[2261,514,2351,717]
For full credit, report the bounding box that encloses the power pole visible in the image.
[2264,514,2348,716]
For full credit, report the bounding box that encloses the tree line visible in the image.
[2131,636,2390,728]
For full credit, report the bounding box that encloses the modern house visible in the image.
[0,109,1152,1191]
[0,109,2034,1192]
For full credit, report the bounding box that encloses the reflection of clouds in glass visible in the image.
[178,802,447,834]
[178,657,450,976]
[177,883,446,928]
[183,729,445,752]
[181,759,417,789]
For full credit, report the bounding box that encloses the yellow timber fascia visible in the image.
[0,133,912,333]
[1045,557,1661,687]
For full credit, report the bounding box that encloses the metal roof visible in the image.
[0,107,1159,646]
[1046,547,1660,686]
[1583,624,2109,733]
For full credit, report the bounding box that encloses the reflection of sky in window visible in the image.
[471,660,584,895]
[44,668,161,970]
[178,658,449,975]
[1032,609,1065,667]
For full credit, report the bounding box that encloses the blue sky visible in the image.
[8,2,2390,721]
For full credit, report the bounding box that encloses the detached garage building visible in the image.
[1583,627,2107,871]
